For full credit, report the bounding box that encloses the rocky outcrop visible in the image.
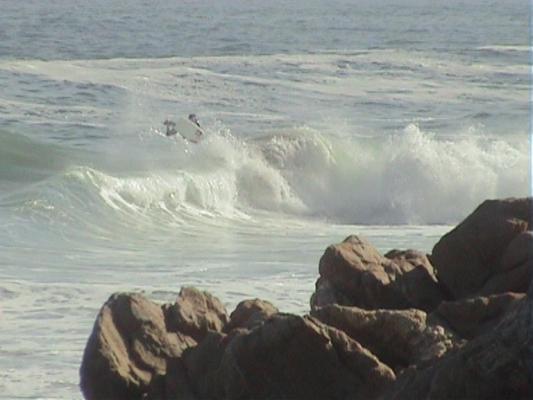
[383,293,532,400]
[80,197,533,400]
[311,304,459,371]
[311,236,443,312]
[80,287,229,400]
[431,197,532,299]
[185,314,396,400]
[79,293,196,400]
[432,292,525,340]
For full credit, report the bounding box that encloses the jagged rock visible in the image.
[80,293,196,400]
[176,313,396,400]
[215,314,396,400]
[431,197,532,299]
[163,287,229,342]
[311,304,459,371]
[432,292,526,340]
[383,295,532,400]
[224,298,278,332]
[312,235,443,312]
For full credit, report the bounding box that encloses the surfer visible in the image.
[163,114,204,143]
[163,119,177,136]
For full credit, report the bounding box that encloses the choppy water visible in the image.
[0,0,529,398]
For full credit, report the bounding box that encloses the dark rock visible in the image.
[383,295,532,400]
[182,331,230,399]
[216,314,396,400]
[312,304,459,371]
[431,197,532,299]
[432,292,526,340]
[312,235,443,312]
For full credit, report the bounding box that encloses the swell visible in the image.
[0,129,74,182]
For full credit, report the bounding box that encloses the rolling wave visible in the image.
[1,124,527,227]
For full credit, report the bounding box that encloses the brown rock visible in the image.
[80,293,195,400]
[432,292,526,340]
[216,314,396,400]
[312,304,459,371]
[385,249,449,308]
[163,287,229,342]
[400,290,532,398]
[313,235,443,312]
[224,298,278,332]
[383,294,532,400]
[431,197,532,299]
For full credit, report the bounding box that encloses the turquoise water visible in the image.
[0,1,529,398]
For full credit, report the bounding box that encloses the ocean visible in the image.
[0,0,529,398]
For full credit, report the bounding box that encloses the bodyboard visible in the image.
[174,117,205,142]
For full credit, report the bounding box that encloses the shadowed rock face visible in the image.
[431,197,532,299]
[383,294,532,400]
[312,236,444,312]
[432,292,526,340]
[215,314,396,400]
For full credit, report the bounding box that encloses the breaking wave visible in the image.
[2,124,527,227]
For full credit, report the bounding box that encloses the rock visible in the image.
[385,249,450,307]
[501,231,533,271]
[476,231,533,296]
[312,235,443,312]
[431,197,532,299]
[224,298,278,332]
[181,331,230,400]
[163,287,229,342]
[383,295,532,400]
[312,304,459,371]
[432,292,526,340]
[216,314,396,400]
[80,293,196,400]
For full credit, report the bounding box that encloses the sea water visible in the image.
[0,0,529,398]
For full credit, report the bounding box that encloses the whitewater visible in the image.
[0,0,529,398]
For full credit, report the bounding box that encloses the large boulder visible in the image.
[383,294,532,400]
[431,197,532,299]
[213,314,396,400]
[311,304,459,371]
[312,236,443,312]
[176,313,396,400]
[80,293,196,400]
[80,289,229,400]
[431,292,525,340]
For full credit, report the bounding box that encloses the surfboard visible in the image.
[170,117,205,143]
